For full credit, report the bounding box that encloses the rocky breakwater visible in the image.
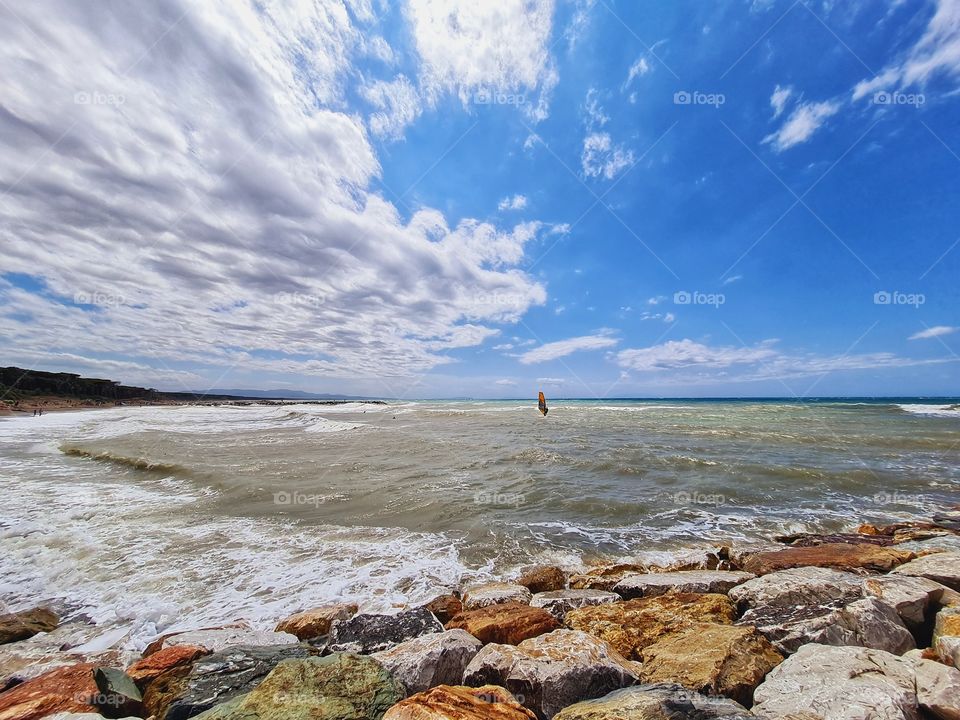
[2,511,960,719]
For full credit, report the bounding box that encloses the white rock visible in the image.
[154,627,298,653]
[937,636,960,667]
[863,575,959,627]
[529,589,619,620]
[728,566,863,611]
[371,629,482,695]
[462,582,532,610]
[613,570,755,599]
[891,552,960,591]
[909,657,960,720]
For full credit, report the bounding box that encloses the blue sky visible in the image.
[1,0,958,398]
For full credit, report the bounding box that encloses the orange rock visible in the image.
[383,684,536,719]
[741,543,914,576]
[446,603,560,645]
[125,644,208,685]
[0,663,97,720]
[569,564,648,591]
[275,603,358,640]
[516,566,567,594]
[423,595,463,625]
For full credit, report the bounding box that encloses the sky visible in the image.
[1,0,959,399]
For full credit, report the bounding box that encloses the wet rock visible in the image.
[752,644,921,720]
[191,654,404,720]
[775,531,896,547]
[728,566,864,612]
[859,521,957,538]
[933,510,960,531]
[516,567,567,594]
[892,552,960,591]
[125,645,208,686]
[639,623,782,706]
[446,603,560,645]
[145,627,297,656]
[462,629,639,720]
[274,603,357,640]
[529,590,619,621]
[329,607,444,654]
[564,593,736,661]
[146,643,314,720]
[371,630,482,695]
[143,625,250,656]
[896,536,960,555]
[613,570,754,599]
[569,564,648,592]
[740,542,914,575]
[92,667,142,718]
[423,596,463,625]
[0,609,59,645]
[909,657,960,720]
[552,684,755,719]
[863,575,960,628]
[462,584,533,610]
[0,662,98,720]
[382,684,537,719]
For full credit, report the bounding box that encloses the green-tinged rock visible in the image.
[553,684,755,719]
[92,667,142,717]
[193,654,403,720]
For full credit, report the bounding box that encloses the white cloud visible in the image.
[537,377,565,386]
[723,275,743,285]
[498,194,529,211]
[770,84,793,118]
[582,133,635,179]
[909,326,958,340]
[494,378,517,385]
[617,340,779,371]
[763,100,840,152]
[362,75,423,139]
[624,57,651,87]
[519,332,619,364]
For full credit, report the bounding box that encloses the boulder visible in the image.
[144,643,314,720]
[728,566,864,612]
[938,636,960,667]
[774,532,896,547]
[933,606,960,647]
[529,590,619,621]
[892,552,960,591]
[552,684,755,719]
[462,629,639,720]
[191,654,404,720]
[382,684,537,719]
[752,644,920,720]
[863,575,960,627]
[738,597,915,656]
[0,663,98,720]
[613,570,754,599]
[329,607,443,654]
[516,567,567,594]
[740,542,914,575]
[423,596,463,625]
[125,645,208,686]
[145,627,297,656]
[371,630,482,695]
[92,667,142,718]
[446,604,560,645]
[639,623,782,706]
[275,603,357,640]
[0,609,59,645]
[896,536,960,555]
[143,624,250,655]
[910,658,960,720]
[462,584,533,610]
[569,564,648,592]
[564,593,736,660]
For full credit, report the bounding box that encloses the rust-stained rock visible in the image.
[125,644,208,686]
[564,593,737,660]
[639,623,783,706]
[516,566,567,594]
[446,603,560,645]
[568,564,648,592]
[740,542,914,575]
[275,603,358,640]
[0,609,59,646]
[461,584,532,610]
[423,596,463,625]
[382,684,537,720]
[0,663,97,720]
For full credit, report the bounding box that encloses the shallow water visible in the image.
[1,399,958,649]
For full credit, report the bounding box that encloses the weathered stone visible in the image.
[371,630,482,695]
[564,593,736,661]
[92,667,141,718]
[892,552,960,591]
[740,542,914,575]
[934,606,960,647]
[752,644,920,720]
[0,609,59,645]
[728,566,864,612]
[896,536,960,555]
[529,590,619,621]
[552,684,755,720]
[0,663,98,720]
[910,658,960,720]
[329,607,443,654]
[125,645,208,686]
[423,596,463,625]
[191,654,404,720]
[613,570,754,599]
[382,684,537,720]
[775,532,896,547]
[143,624,250,655]
[146,643,314,720]
[462,584,533,610]
[516,567,567,594]
[938,635,960,667]
[864,575,960,627]
[145,627,297,656]
[569,565,648,592]
[275,603,357,640]
[446,603,560,645]
[639,623,782,706]
[463,629,639,720]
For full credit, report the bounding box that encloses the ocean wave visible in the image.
[897,403,960,418]
[61,446,189,476]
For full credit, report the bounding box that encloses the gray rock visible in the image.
[463,629,639,719]
[909,657,960,720]
[554,683,755,719]
[728,566,863,612]
[863,575,960,627]
[938,635,960,667]
[93,667,142,717]
[752,644,920,720]
[895,535,960,555]
[529,589,619,620]
[891,552,960,591]
[614,571,755,600]
[151,628,299,654]
[327,607,443,654]
[462,583,533,610]
[371,629,482,695]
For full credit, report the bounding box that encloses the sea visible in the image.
[1,398,959,650]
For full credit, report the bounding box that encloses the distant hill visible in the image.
[198,388,385,401]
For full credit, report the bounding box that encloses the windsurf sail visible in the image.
[538,391,548,416]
